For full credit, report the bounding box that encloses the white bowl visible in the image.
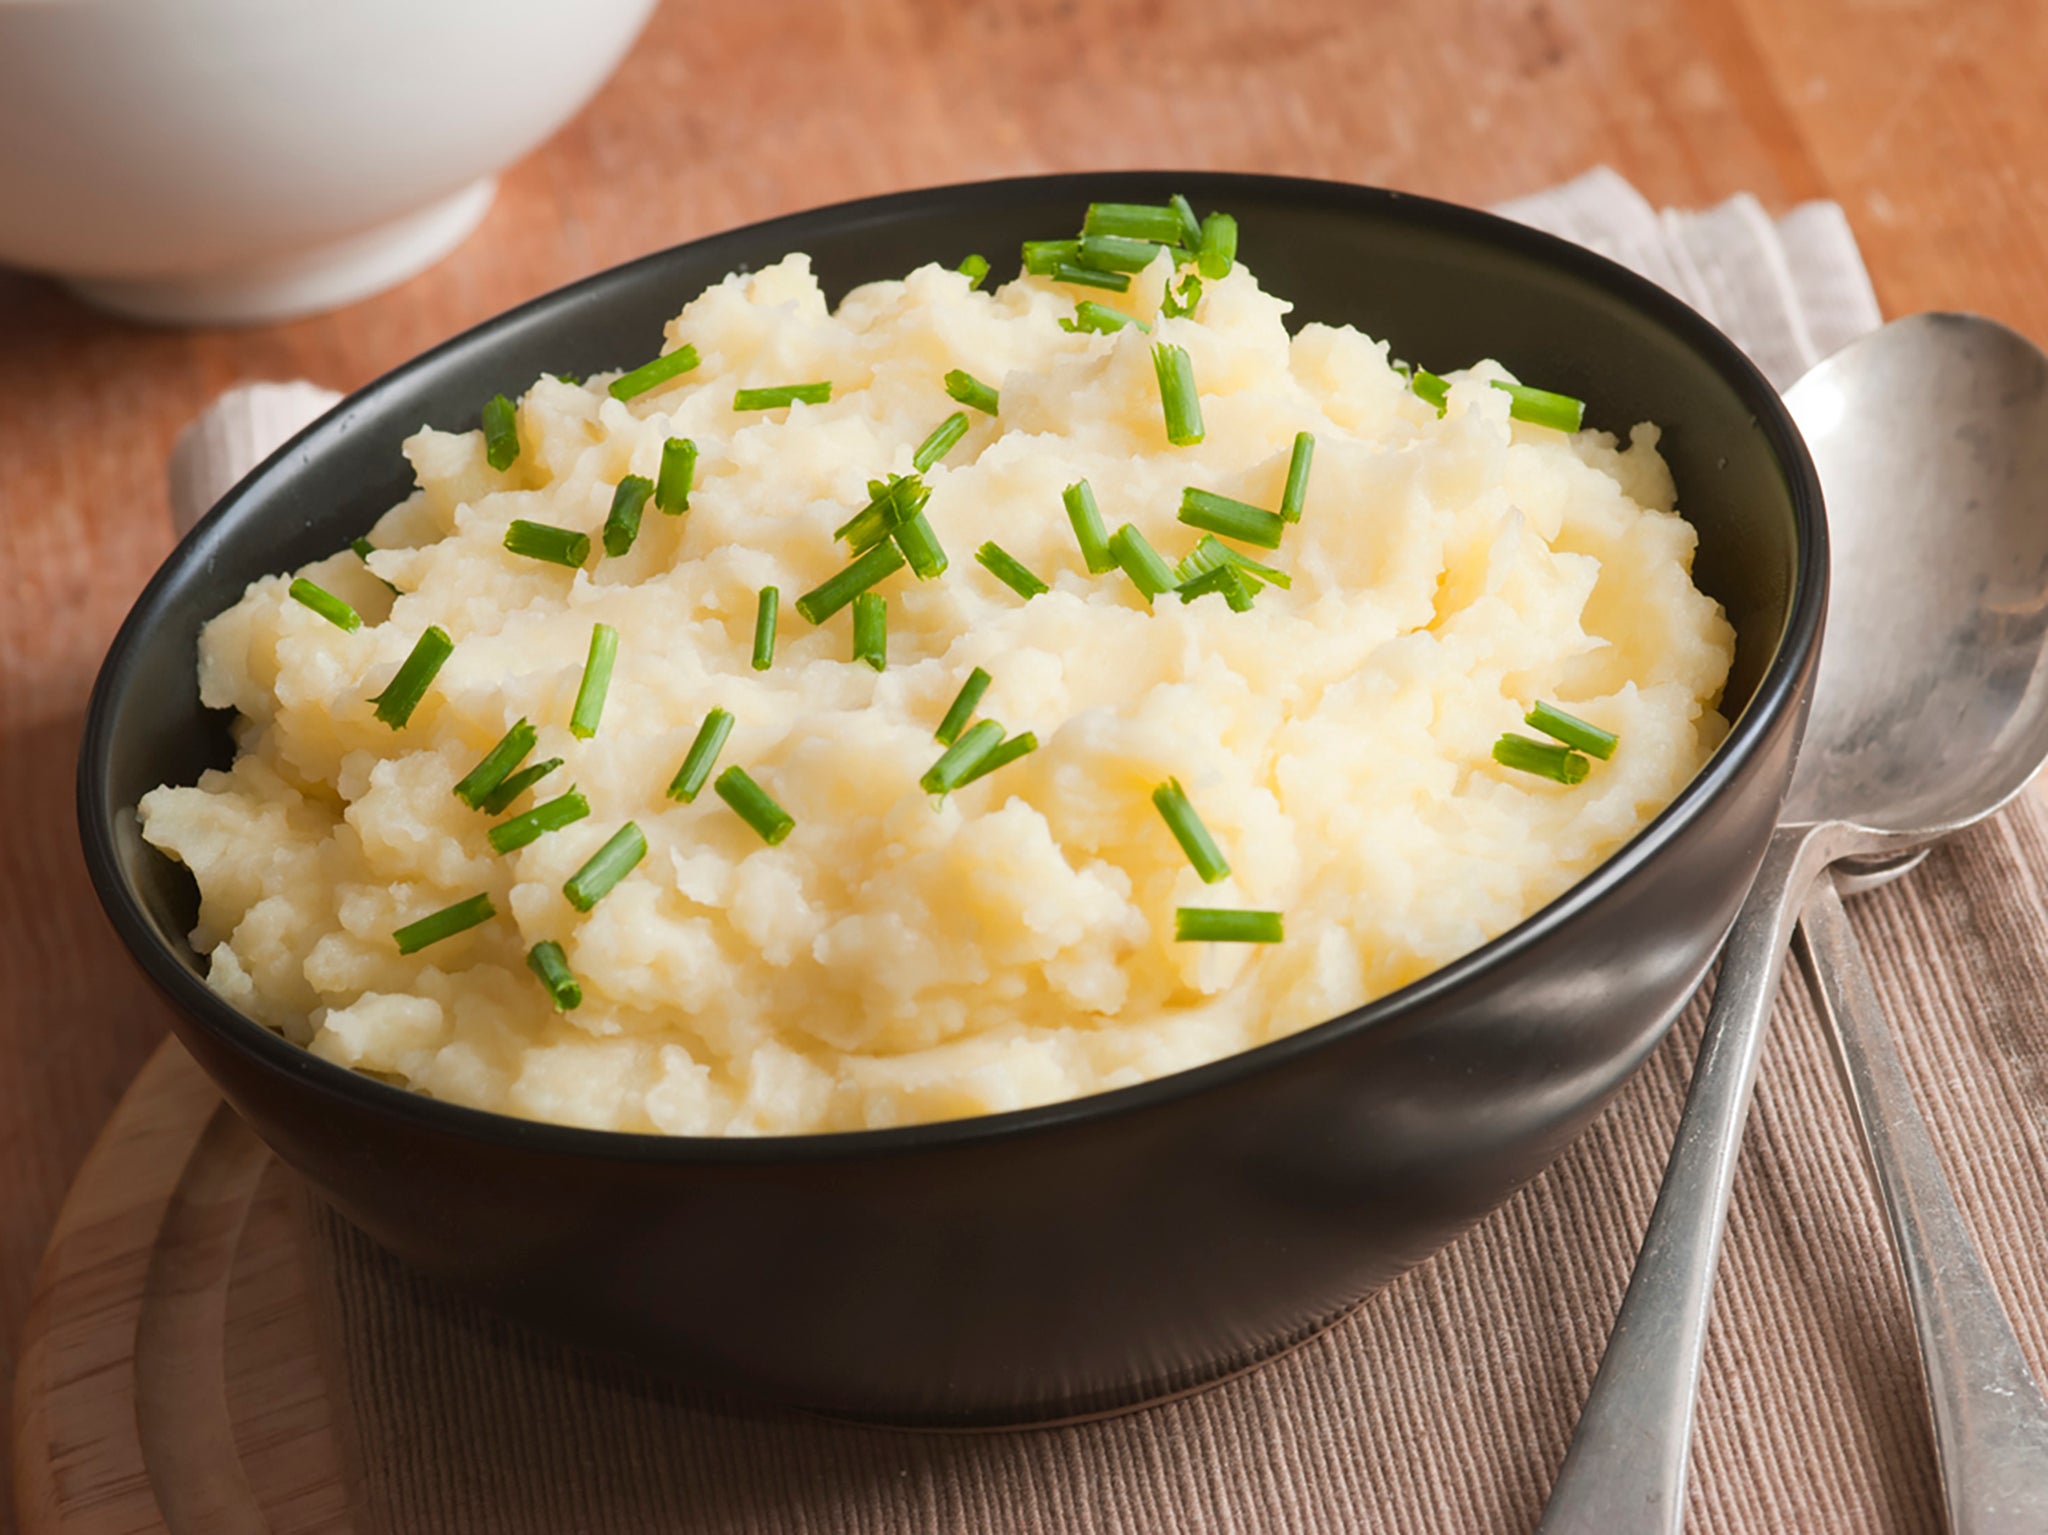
[0,0,658,325]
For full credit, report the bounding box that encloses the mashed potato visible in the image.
[139,238,1734,1135]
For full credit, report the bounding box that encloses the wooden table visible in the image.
[2,0,2041,1520]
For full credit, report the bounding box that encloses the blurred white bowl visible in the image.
[0,0,658,325]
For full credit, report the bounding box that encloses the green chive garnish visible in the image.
[1107,523,1176,604]
[893,512,948,579]
[958,253,990,288]
[370,626,454,729]
[609,345,701,401]
[913,411,971,472]
[1280,431,1314,523]
[526,940,582,1011]
[935,667,992,746]
[1492,733,1591,784]
[288,578,361,632]
[714,766,794,845]
[656,436,697,514]
[667,707,735,802]
[752,587,779,671]
[1161,271,1203,320]
[1022,239,1081,275]
[921,718,1005,795]
[733,381,832,410]
[482,394,520,471]
[392,893,495,956]
[1176,562,1258,613]
[1052,261,1131,293]
[603,475,654,558]
[1525,702,1618,760]
[488,787,591,854]
[1152,778,1231,883]
[1176,535,1290,591]
[945,368,999,416]
[1412,369,1451,415]
[479,756,562,816]
[1076,235,1168,273]
[1195,212,1238,279]
[452,719,537,809]
[975,542,1050,600]
[1061,300,1150,336]
[569,623,617,740]
[1063,480,1115,574]
[1168,194,1202,249]
[1152,343,1204,446]
[504,519,590,568]
[1083,202,1188,246]
[1494,381,1586,432]
[796,540,905,624]
[852,592,888,671]
[563,822,647,912]
[1175,907,1283,943]
[1179,487,1284,549]
[956,730,1037,788]
[836,475,927,552]
[352,536,400,594]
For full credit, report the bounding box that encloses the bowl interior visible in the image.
[82,171,1816,1131]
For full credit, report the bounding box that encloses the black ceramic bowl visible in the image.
[80,172,1824,1426]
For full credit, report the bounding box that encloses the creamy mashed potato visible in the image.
[139,242,1734,1135]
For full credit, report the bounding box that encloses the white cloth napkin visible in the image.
[165,167,1884,535]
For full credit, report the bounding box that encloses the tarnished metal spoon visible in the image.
[1539,313,2048,1533]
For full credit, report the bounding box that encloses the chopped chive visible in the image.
[752,587,779,671]
[975,541,1050,600]
[526,940,582,1011]
[1492,733,1591,784]
[1022,239,1081,275]
[733,381,832,410]
[569,623,618,740]
[603,475,654,558]
[835,474,926,552]
[656,436,697,514]
[852,592,888,671]
[921,718,1005,795]
[892,512,948,579]
[393,893,496,955]
[935,667,992,746]
[912,411,971,471]
[563,822,648,912]
[1061,300,1151,336]
[482,394,520,471]
[1062,479,1115,574]
[453,719,537,809]
[1077,234,1169,273]
[504,519,590,568]
[1169,193,1202,249]
[1195,212,1238,279]
[352,536,400,595]
[478,757,563,816]
[370,626,454,729]
[1178,486,1285,550]
[1176,534,1290,591]
[1107,522,1176,604]
[1494,380,1586,432]
[1152,343,1204,446]
[288,578,362,632]
[1525,701,1618,760]
[668,707,735,802]
[1052,261,1131,293]
[956,730,1037,788]
[1161,271,1203,320]
[1152,778,1231,883]
[944,368,999,416]
[1177,562,1258,612]
[488,787,591,854]
[714,766,794,845]
[958,252,990,288]
[1083,202,1189,246]
[1412,369,1451,415]
[796,539,905,624]
[1280,431,1315,523]
[609,345,701,401]
[1175,907,1284,943]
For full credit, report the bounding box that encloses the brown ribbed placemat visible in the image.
[282,795,2048,1534]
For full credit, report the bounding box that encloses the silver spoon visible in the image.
[1538,312,2048,1533]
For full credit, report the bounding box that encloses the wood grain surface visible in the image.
[2,0,2044,1524]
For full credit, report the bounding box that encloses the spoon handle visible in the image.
[1537,827,1818,1534]
[1795,874,2048,1534]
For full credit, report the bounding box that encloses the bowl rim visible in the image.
[78,168,1827,1165]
